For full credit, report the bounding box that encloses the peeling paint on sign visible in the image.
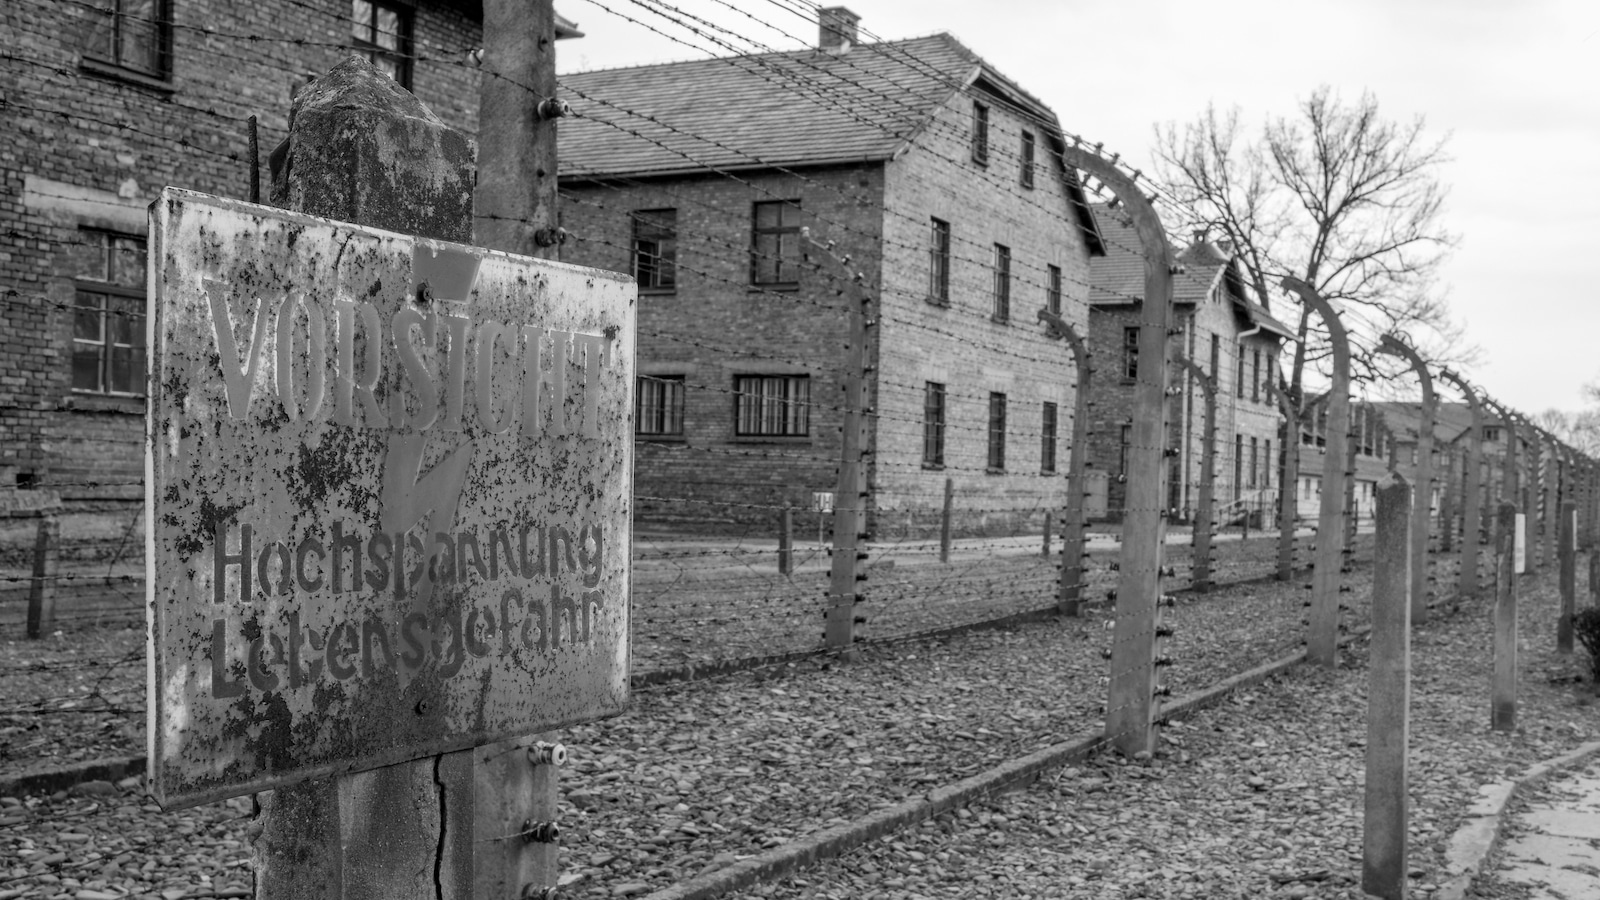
[145,189,635,809]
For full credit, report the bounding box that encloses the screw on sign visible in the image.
[145,188,636,808]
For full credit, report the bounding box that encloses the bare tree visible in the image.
[1154,87,1472,397]
[1533,407,1600,456]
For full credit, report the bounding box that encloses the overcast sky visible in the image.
[555,0,1599,415]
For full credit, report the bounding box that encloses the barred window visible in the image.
[632,209,677,292]
[735,375,809,436]
[1019,131,1036,189]
[1041,402,1058,474]
[992,243,1010,322]
[1123,327,1140,381]
[922,382,946,467]
[71,230,147,396]
[928,218,950,305]
[971,102,990,164]
[1046,264,1061,316]
[987,392,1006,472]
[1119,424,1132,476]
[351,0,413,88]
[635,375,685,436]
[751,200,802,286]
[1251,349,1261,402]
[84,0,171,79]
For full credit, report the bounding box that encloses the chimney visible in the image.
[818,6,860,53]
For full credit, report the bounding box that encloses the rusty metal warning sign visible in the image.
[145,189,634,808]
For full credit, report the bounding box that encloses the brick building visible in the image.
[557,9,1104,536]
[1083,206,1291,524]
[0,0,560,517]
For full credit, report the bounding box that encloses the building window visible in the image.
[735,375,809,436]
[1123,327,1140,381]
[751,200,802,286]
[1119,425,1132,476]
[635,375,685,436]
[991,244,1011,322]
[1209,333,1220,378]
[928,218,950,306]
[1041,402,1058,474]
[84,0,172,79]
[72,229,147,396]
[1019,131,1036,189]
[971,102,989,165]
[351,0,413,88]
[631,209,677,292]
[1234,434,1244,500]
[1484,426,1501,443]
[1251,349,1261,402]
[1248,437,1259,489]
[1236,343,1247,398]
[1264,438,1273,489]
[923,382,946,468]
[1046,264,1062,316]
[987,392,1006,471]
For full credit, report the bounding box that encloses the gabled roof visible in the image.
[1088,205,1295,339]
[555,33,1102,249]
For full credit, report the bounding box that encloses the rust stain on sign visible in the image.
[145,188,635,809]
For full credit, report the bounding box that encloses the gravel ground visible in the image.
[721,571,1600,900]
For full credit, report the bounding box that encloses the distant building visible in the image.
[558,8,1104,536]
[1083,208,1292,524]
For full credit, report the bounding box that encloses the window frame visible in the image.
[1236,343,1247,399]
[986,391,1007,472]
[1019,130,1036,189]
[350,0,415,89]
[971,101,990,165]
[749,200,803,288]
[635,374,686,438]
[630,208,678,293]
[82,0,174,83]
[991,243,1011,323]
[928,217,951,306]
[1248,436,1259,489]
[733,374,810,438]
[1251,348,1261,402]
[1045,264,1062,316]
[1119,424,1132,477]
[1122,326,1140,381]
[1040,401,1058,474]
[922,382,946,469]
[71,229,148,398]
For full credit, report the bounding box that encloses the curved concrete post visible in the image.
[1377,334,1436,623]
[1038,309,1091,616]
[1439,369,1483,601]
[1483,397,1520,552]
[1062,144,1174,757]
[1270,381,1303,581]
[1174,354,1218,592]
[1281,277,1350,666]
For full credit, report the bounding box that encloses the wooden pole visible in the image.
[1363,474,1413,900]
[1283,278,1351,667]
[1492,503,1518,732]
[1063,144,1173,758]
[25,513,59,639]
[1560,501,1577,653]
[253,56,481,900]
[1038,310,1090,615]
[939,477,953,564]
[779,507,793,575]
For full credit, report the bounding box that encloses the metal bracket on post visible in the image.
[1173,354,1217,593]
[1377,333,1436,624]
[1281,277,1351,667]
[1062,143,1174,758]
[1439,368,1484,602]
[1038,308,1091,615]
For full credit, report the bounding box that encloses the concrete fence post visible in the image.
[939,477,953,564]
[779,507,793,575]
[25,513,60,640]
[1271,382,1302,582]
[1377,334,1435,624]
[1363,474,1413,900]
[1560,501,1577,653]
[1493,503,1519,732]
[1038,309,1090,615]
[1175,354,1217,593]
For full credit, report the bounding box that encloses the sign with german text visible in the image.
[146,189,634,809]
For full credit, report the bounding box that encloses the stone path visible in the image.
[1496,755,1600,899]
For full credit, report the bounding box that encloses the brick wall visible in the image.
[1,0,482,512]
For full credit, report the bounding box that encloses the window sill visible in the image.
[638,287,677,296]
[80,57,174,94]
[729,435,812,444]
[926,297,949,309]
[749,283,800,293]
[985,467,1006,475]
[921,462,945,471]
[991,315,1010,325]
[635,434,687,444]
[64,393,146,414]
